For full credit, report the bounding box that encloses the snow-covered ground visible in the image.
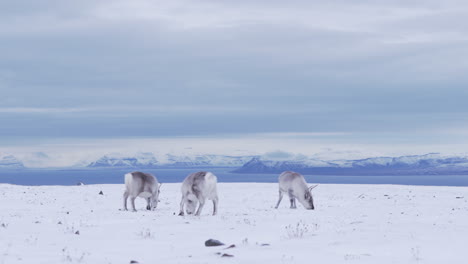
[1,183,467,264]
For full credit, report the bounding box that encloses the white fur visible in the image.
[123,172,161,212]
[138,192,152,198]
[178,171,219,216]
[275,171,315,210]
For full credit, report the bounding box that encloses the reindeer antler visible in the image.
[308,184,319,191]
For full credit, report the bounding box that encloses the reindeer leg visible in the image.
[275,190,284,209]
[123,191,129,211]
[289,198,296,209]
[130,196,137,212]
[151,194,159,210]
[195,196,206,216]
[178,196,185,216]
[288,189,296,209]
[212,196,218,216]
[146,198,151,210]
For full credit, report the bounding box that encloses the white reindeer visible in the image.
[275,171,317,210]
[178,171,218,216]
[123,171,161,212]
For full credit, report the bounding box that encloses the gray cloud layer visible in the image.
[1,0,468,146]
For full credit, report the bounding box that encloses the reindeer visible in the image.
[178,171,218,216]
[123,171,161,212]
[275,171,317,210]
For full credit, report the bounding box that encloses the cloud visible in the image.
[0,106,245,114]
[0,107,88,113]
[261,150,307,161]
[250,132,351,138]
[0,0,467,149]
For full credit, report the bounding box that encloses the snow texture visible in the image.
[0,183,467,263]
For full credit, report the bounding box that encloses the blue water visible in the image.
[1,168,468,186]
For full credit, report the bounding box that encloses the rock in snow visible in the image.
[205,239,225,247]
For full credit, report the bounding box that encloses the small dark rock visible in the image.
[221,253,234,258]
[99,191,104,195]
[66,212,70,214]
[75,231,80,235]
[260,243,270,246]
[130,261,139,264]
[205,239,225,247]
[456,196,463,199]
[58,221,62,225]
[224,244,236,249]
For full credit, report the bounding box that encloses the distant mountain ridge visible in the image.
[4,151,468,175]
[0,155,25,169]
[234,153,468,175]
[86,153,255,168]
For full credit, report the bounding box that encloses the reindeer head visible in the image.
[302,184,318,210]
[149,183,162,211]
[185,193,198,215]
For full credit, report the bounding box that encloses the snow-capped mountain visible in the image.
[86,153,255,168]
[234,153,468,175]
[348,153,442,168]
[162,154,254,167]
[0,155,25,169]
[87,152,159,168]
[235,156,337,173]
[20,152,53,168]
[5,150,468,175]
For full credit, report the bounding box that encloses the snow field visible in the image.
[0,183,467,263]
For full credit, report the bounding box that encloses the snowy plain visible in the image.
[1,182,467,264]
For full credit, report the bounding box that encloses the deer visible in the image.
[275,171,317,210]
[123,171,161,212]
[178,171,218,216]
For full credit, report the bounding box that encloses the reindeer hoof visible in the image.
[178,212,184,216]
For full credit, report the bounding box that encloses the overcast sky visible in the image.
[1,0,468,160]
